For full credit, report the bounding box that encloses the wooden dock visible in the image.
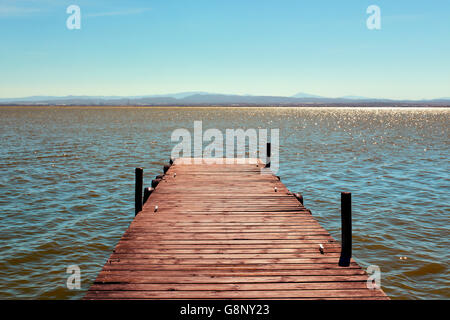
[85,158,388,300]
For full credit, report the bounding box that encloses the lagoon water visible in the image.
[0,106,448,299]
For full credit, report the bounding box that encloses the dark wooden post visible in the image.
[135,168,143,216]
[163,164,171,174]
[152,178,161,189]
[265,142,271,168]
[294,193,303,205]
[339,192,352,267]
[143,187,153,204]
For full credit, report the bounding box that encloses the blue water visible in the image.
[0,106,448,299]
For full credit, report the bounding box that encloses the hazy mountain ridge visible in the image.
[1,92,449,106]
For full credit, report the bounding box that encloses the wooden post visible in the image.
[143,187,153,204]
[163,164,171,174]
[265,142,271,168]
[294,193,303,205]
[152,178,161,189]
[339,192,352,267]
[135,168,143,216]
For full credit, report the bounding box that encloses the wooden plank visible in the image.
[111,248,342,254]
[85,158,388,300]
[89,282,373,291]
[94,275,371,284]
[95,269,367,277]
[99,263,362,271]
[86,289,385,299]
[108,253,342,259]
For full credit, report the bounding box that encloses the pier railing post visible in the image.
[339,192,352,267]
[143,187,153,204]
[164,164,171,174]
[294,193,303,205]
[135,168,143,216]
[265,142,271,168]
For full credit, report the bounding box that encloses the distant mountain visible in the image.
[339,95,371,100]
[142,91,214,99]
[0,92,449,106]
[0,92,218,103]
[0,95,127,102]
[291,92,324,99]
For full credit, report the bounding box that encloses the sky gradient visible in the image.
[0,0,449,99]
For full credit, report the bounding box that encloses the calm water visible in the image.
[0,106,448,300]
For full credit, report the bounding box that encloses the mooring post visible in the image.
[339,192,352,267]
[266,142,271,168]
[163,164,171,174]
[135,168,143,216]
[152,178,161,189]
[294,193,303,205]
[143,187,153,204]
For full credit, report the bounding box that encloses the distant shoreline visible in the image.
[1,104,449,108]
[1,92,449,108]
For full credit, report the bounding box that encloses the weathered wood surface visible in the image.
[85,158,388,300]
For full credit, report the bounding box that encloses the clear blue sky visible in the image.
[0,0,449,99]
